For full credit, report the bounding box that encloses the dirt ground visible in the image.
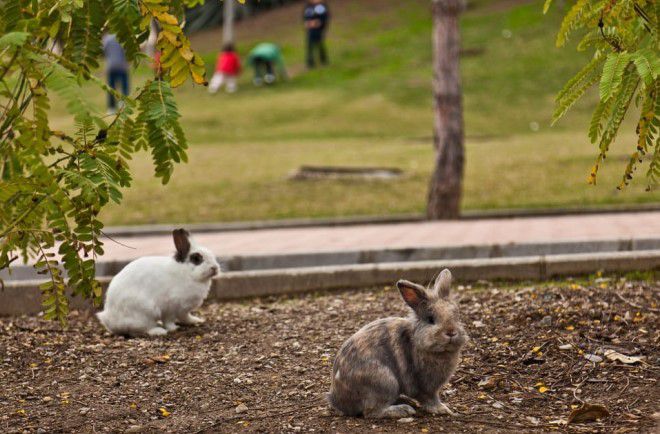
[1,276,658,433]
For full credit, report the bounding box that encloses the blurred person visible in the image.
[247,43,287,86]
[209,43,242,94]
[303,0,330,68]
[141,19,159,58]
[143,20,162,73]
[102,34,129,114]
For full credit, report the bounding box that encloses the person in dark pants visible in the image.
[303,0,329,68]
[102,34,129,114]
[247,43,288,86]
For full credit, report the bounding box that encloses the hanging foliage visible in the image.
[0,0,208,324]
[546,0,659,190]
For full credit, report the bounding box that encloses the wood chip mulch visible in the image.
[1,276,658,433]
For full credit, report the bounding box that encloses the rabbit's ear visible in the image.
[397,280,428,311]
[431,268,452,298]
[173,228,191,262]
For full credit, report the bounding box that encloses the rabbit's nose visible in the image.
[445,329,457,338]
[210,266,219,275]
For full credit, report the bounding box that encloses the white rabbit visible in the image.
[96,229,220,337]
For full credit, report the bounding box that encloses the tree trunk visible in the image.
[426,0,465,220]
[223,0,236,45]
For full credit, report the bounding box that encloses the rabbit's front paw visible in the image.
[378,404,416,419]
[147,327,168,337]
[423,402,455,416]
[164,322,179,332]
[181,314,205,325]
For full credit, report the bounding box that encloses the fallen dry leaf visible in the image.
[584,354,603,363]
[144,354,171,365]
[604,349,645,365]
[478,375,502,390]
[158,407,171,417]
[568,403,610,424]
[525,416,540,425]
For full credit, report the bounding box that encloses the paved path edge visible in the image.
[104,204,660,237]
[4,237,659,281]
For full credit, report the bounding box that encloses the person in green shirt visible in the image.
[247,43,288,86]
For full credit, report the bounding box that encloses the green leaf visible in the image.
[556,0,591,48]
[553,55,605,124]
[588,97,614,143]
[0,31,29,48]
[599,52,632,102]
[631,49,659,87]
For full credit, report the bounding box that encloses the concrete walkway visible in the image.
[100,211,660,261]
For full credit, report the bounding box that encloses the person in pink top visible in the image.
[208,43,241,94]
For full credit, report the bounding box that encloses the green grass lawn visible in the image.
[61,0,660,225]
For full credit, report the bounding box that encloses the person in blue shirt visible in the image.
[303,0,330,69]
[102,34,129,114]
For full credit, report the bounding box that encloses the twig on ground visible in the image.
[615,292,660,313]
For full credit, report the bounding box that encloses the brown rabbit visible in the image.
[328,269,467,418]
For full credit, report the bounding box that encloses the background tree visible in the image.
[0,0,209,324]
[427,0,466,219]
[547,0,659,189]
[223,0,236,45]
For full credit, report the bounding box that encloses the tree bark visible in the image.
[427,0,465,220]
[223,0,236,45]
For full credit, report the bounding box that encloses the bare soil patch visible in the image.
[1,277,658,433]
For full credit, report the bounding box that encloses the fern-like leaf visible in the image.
[556,0,593,47]
[0,0,22,33]
[107,0,142,61]
[588,96,615,143]
[63,0,104,74]
[599,66,639,153]
[599,52,632,101]
[644,81,659,189]
[45,63,105,128]
[556,53,605,101]
[553,55,605,124]
[631,48,659,87]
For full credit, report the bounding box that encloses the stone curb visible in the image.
[4,237,659,281]
[2,250,658,316]
[103,204,660,237]
[212,250,660,299]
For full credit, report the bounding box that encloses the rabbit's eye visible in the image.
[426,315,435,325]
[189,253,203,265]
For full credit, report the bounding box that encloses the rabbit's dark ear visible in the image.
[432,269,452,298]
[397,280,428,311]
[173,228,191,262]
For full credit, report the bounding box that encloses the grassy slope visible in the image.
[86,0,658,225]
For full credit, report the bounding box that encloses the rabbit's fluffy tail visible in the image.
[96,310,110,331]
[326,391,349,416]
[326,392,339,413]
